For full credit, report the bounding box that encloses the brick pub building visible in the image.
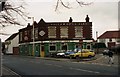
[19,15,93,57]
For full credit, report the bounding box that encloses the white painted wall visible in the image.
[6,34,19,54]
[98,38,120,47]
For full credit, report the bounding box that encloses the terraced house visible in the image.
[19,15,94,57]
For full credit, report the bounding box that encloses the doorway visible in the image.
[40,44,44,57]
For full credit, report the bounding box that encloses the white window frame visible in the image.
[75,26,83,38]
[49,43,56,52]
[35,28,38,39]
[48,26,56,38]
[60,26,68,38]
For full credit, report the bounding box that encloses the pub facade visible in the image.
[19,15,93,57]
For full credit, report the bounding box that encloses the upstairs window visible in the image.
[35,28,38,39]
[48,26,56,38]
[24,31,28,35]
[75,26,83,38]
[60,26,68,38]
[31,29,33,39]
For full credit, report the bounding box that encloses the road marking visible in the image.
[69,67,100,74]
[72,61,118,67]
[45,63,62,67]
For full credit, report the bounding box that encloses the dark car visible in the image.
[64,51,75,58]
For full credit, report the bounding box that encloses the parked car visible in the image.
[56,52,65,57]
[70,49,95,59]
[74,48,82,53]
[64,50,75,58]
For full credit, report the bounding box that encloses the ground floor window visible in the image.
[61,43,67,51]
[49,44,56,52]
[87,45,91,49]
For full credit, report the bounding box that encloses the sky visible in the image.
[0,0,119,42]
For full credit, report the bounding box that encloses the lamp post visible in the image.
[96,31,98,53]
[96,31,98,42]
[28,17,34,56]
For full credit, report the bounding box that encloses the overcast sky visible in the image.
[0,0,119,42]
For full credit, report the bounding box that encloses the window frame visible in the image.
[48,26,56,38]
[60,26,68,38]
[75,26,83,38]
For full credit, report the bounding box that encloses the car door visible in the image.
[82,51,89,57]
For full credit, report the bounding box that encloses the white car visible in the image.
[56,52,65,57]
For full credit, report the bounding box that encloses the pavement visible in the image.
[1,54,119,76]
[1,66,21,77]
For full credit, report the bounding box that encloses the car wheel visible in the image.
[88,55,92,58]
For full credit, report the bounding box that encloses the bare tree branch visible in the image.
[76,0,93,7]
[60,0,71,9]
[0,0,28,27]
[55,0,60,11]
[55,0,71,11]
[55,0,93,11]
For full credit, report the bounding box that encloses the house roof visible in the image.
[98,30,120,39]
[5,33,18,41]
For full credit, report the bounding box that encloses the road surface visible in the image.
[2,55,119,75]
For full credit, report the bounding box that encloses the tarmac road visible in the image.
[2,55,119,76]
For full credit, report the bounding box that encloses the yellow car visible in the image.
[70,49,95,58]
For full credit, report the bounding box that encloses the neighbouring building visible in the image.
[19,15,94,57]
[97,30,120,49]
[5,33,19,55]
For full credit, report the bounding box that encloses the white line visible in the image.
[45,63,62,67]
[72,61,118,67]
[69,67,100,74]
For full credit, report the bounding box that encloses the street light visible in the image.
[96,31,98,53]
[28,17,34,56]
[96,31,98,42]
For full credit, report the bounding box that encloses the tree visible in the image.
[0,0,92,35]
[55,0,93,11]
[0,0,28,27]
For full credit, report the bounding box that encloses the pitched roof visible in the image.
[98,30,120,39]
[5,33,18,41]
